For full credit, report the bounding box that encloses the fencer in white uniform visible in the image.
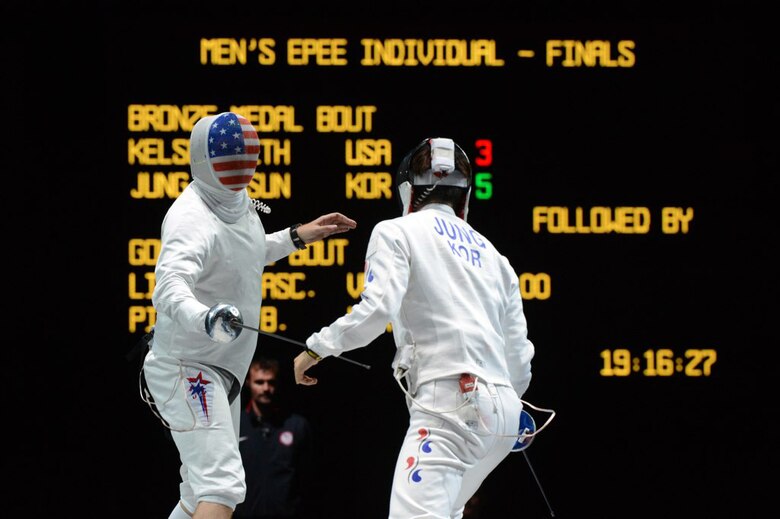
[141,111,355,519]
[293,137,535,519]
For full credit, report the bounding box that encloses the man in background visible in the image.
[234,356,315,519]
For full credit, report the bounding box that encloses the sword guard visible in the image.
[205,303,243,343]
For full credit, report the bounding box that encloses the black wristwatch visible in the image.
[289,223,307,250]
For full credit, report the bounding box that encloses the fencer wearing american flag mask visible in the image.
[139,112,356,519]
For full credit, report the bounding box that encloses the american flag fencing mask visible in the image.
[190,112,260,193]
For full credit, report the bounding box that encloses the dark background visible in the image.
[9,1,775,517]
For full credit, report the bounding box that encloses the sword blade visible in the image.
[229,320,371,370]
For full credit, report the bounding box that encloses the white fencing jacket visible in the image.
[306,203,534,398]
[151,185,296,381]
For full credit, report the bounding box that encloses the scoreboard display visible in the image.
[18,4,773,518]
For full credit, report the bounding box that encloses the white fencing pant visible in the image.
[388,377,522,519]
[142,350,245,512]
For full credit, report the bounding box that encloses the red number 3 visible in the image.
[474,139,492,167]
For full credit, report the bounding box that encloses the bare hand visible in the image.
[294,351,320,385]
[296,213,357,244]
